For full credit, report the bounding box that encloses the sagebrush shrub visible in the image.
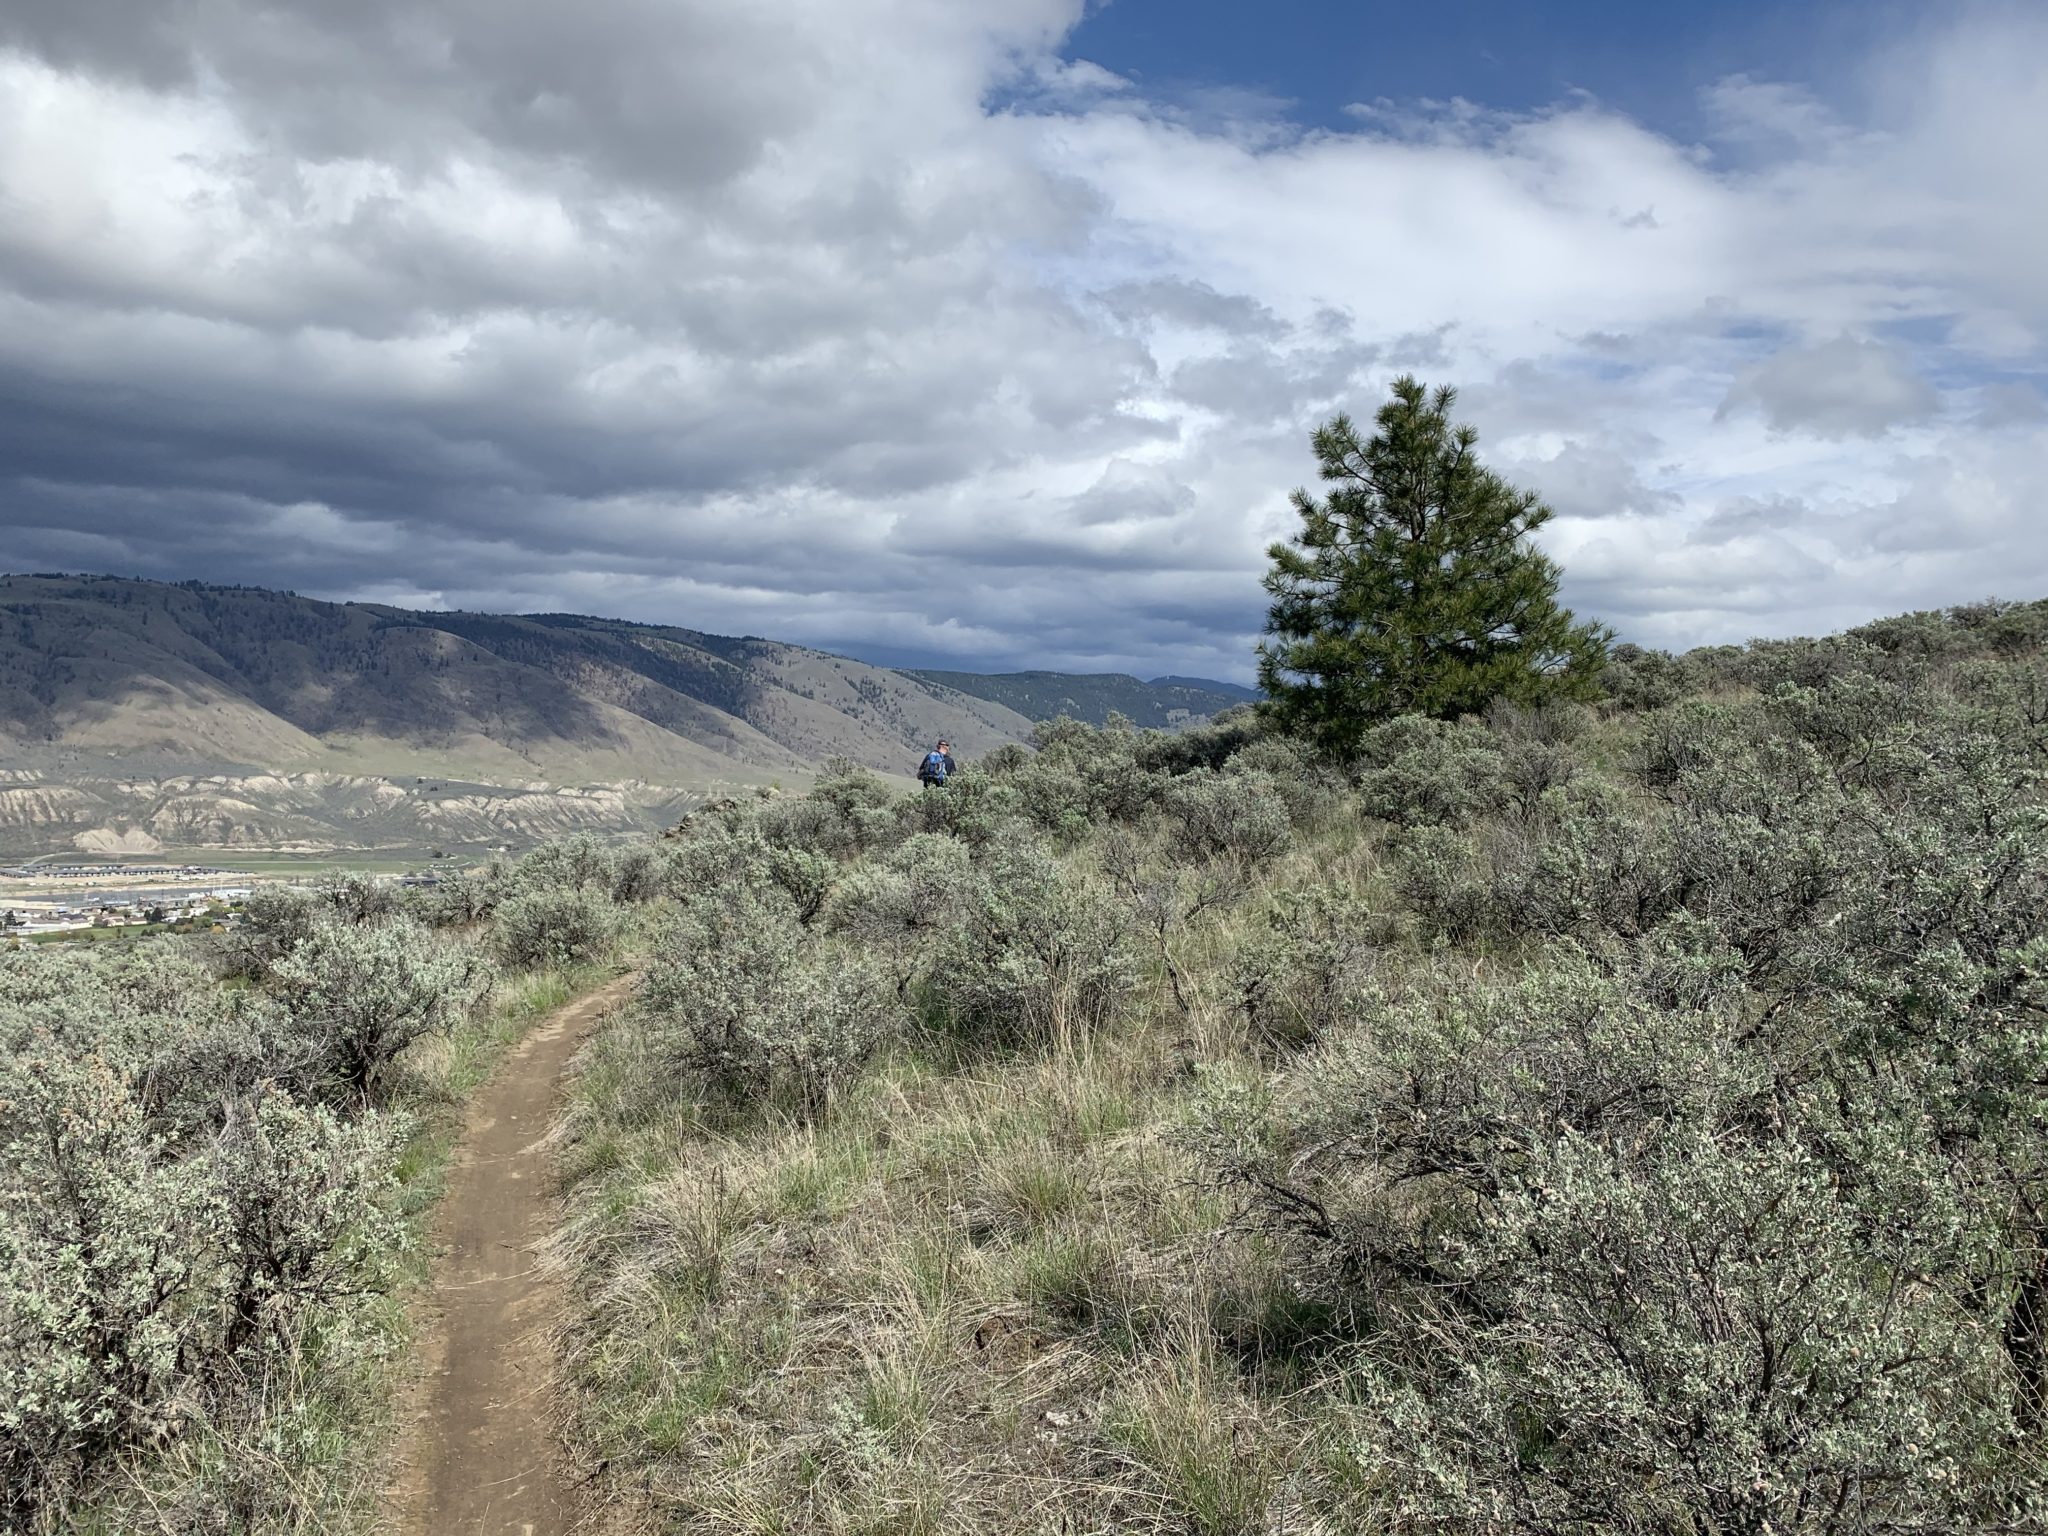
[607,845,665,905]
[1473,779,1684,942]
[0,947,410,1521]
[1354,715,1504,828]
[1387,824,1491,943]
[756,758,898,858]
[641,884,892,1115]
[1009,754,1094,838]
[1011,716,1169,832]
[659,818,834,922]
[273,917,488,1100]
[1,1049,224,1515]
[930,834,1136,1046]
[493,886,621,972]
[1630,695,1758,795]
[1219,736,1338,830]
[766,842,837,926]
[210,885,320,980]
[1135,705,1266,776]
[0,947,285,1135]
[1226,883,1389,1050]
[400,872,495,928]
[1163,770,1292,867]
[315,872,399,926]
[510,834,621,894]
[212,1086,406,1359]
[1029,716,1097,754]
[825,832,977,951]
[753,792,861,861]
[977,741,1034,777]
[1482,696,1591,746]
[809,758,899,826]
[888,766,1021,847]
[1348,1124,2020,1534]
[1598,643,1702,713]
[1484,697,1585,816]
[1201,944,2042,1531]
[661,821,773,902]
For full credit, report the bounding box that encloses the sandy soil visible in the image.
[388,977,632,1536]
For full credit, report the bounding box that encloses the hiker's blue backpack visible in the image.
[920,750,949,784]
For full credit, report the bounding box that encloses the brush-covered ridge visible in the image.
[550,598,2048,1535]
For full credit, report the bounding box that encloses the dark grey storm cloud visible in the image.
[1,1,2045,676]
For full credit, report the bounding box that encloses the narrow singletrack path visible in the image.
[390,976,632,1536]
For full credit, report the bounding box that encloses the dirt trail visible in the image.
[390,977,631,1536]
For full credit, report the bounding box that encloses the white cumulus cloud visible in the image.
[0,0,2042,678]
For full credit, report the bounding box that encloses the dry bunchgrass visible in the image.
[59,1329,398,1536]
[550,821,1391,1536]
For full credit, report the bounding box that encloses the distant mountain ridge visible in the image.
[1148,675,1260,702]
[0,573,1243,855]
[908,669,1255,729]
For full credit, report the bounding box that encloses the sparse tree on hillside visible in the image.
[1259,377,1609,757]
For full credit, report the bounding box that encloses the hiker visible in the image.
[916,739,957,789]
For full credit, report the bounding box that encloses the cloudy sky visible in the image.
[0,0,2043,680]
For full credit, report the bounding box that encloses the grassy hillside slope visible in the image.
[554,597,2048,1535]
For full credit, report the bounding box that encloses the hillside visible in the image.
[1149,674,1261,703]
[0,573,1013,851]
[0,574,1038,776]
[908,668,1254,728]
[548,597,2048,1534]
[0,574,1242,855]
[19,597,2048,1532]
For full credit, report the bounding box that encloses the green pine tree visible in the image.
[1258,376,1610,757]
